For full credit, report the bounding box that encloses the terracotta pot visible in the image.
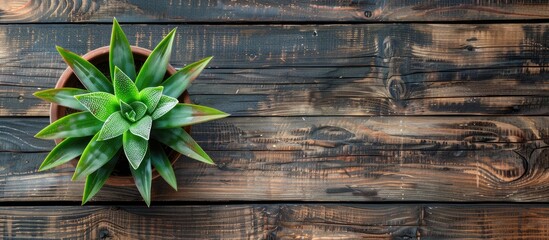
[51,46,190,187]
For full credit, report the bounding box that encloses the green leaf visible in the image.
[35,112,103,139]
[150,142,177,190]
[123,131,148,169]
[109,18,136,81]
[130,101,147,120]
[82,150,120,205]
[98,112,130,141]
[151,95,178,120]
[56,46,113,93]
[75,92,119,122]
[72,132,122,180]
[129,115,152,140]
[154,104,229,129]
[113,66,139,103]
[134,28,176,90]
[33,88,89,111]
[130,151,152,206]
[39,136,92,171]
[152,127,214,165]
[161,56,212,98]
[139,86,163,113]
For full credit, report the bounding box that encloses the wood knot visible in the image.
[387,77,407,102]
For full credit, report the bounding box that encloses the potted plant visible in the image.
[33,18,229,206]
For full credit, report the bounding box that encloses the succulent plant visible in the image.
[33,18,229,206]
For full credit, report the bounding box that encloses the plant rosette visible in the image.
[34,18,229,206]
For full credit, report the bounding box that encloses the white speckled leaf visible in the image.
[130,115,152,140]
[139,86,163,113]
[151,95,178,120]
[123,131,149,169]
[113,67,139,103]
[98,112,130,141]
[75,92,119,122]
[130,101,148,120]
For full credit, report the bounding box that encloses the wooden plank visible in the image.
[1,116,548,202]
[421,205,549,239]
[1,0,549,23]
[2,23,549,116]
[2,204,549,239]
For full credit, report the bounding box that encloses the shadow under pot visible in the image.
[51,46,190,187]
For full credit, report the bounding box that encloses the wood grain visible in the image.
[1,204,549,239]
[2,24,549,116]
[1,116,548,202]
[1,0,549,23]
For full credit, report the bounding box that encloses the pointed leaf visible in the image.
[113,67,139,103]
[130,115,152,140]
[35,112,103,139]
[98,112,130,141]
[150,142,177,190]
[120,100,134,121]
[130,152,152,206]
[161,56,212,98]
[152,127,214,165]
[33,88,89,111]
[130,101,147,120]
[110,18,136,80]
[154,104,229,129]
[72,132,122,180]
[39,136,92,171]
[139,86,163,113]
[151,95,178,120]
[123,131,148,169]
[75,92,119,122]
[56,46,113,93]
[82,151,120,205]
[134,28,176,90]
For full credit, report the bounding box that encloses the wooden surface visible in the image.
[1,0,549,239]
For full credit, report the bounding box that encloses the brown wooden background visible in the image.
[1,0,549,239]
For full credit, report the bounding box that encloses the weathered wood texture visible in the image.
[1,0,549,23]
[1,116,547,202]
[1,24,549,117]
[1,204,549,239]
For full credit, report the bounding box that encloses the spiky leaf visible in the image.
[129,115,152,140]
[75,92,119,122]
[161,56,212,98]
[113,67,139,103]
[98,112,130,141]
[109,18,136,80]
[35,112,103,139]
[151,95,178,120]
[82,151,120,205]
[130,152,152,206]
[152,127,214,165]
[154,104,229,129]
[73,132,122,180]
[56,46,113,93]
[134,28,176,90]
[39,137,92,171]
[139,86,163,113]
[33,88,89,111]
[130,101,147,120]
[123,131,148,169]
[150,142,177,190]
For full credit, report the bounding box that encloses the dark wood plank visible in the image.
[1,116,548,202]
[421,205,549,239]
[2,204,549,239]
[2,24,549,117]
[1,0,549,23]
